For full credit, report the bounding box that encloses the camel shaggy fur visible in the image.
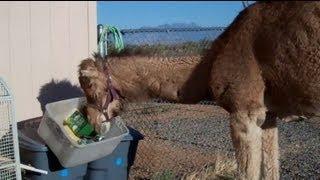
[78,2,320,179]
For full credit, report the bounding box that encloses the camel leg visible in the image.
[230,107,266,180]
[261,113,279,180]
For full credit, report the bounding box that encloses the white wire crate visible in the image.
[0,78,21,180]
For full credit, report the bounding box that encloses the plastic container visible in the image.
[85,127,144,180]
[37,97,129,168]
[18,118,87,180]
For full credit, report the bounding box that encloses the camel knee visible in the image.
[230,108,266,147]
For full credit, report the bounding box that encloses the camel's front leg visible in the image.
[230,107,266,180]
[261,113,279,180]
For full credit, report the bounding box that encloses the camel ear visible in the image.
[80,69,101,79]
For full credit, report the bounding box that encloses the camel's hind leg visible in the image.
[261,113,279,180]
[230,107,266,180]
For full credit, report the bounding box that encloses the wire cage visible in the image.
[0,78,21,180]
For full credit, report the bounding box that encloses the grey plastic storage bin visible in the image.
[37,97,129,168]
[18,117,87,180]
[85,127,143,180]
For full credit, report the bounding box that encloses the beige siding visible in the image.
[0,1,97,121]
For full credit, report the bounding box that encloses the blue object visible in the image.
[115,157,124,166]
[58,169,69,177]
[84,127,144,180]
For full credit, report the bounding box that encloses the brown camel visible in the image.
[78,2,320,179]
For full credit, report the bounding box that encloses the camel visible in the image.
[78,2,320,179]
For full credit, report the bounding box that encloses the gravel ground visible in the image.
[123,102,320,179]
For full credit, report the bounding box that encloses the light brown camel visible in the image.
[78,2,320,179]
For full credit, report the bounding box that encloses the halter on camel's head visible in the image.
[78,53,120,126]
[86,53,120,113]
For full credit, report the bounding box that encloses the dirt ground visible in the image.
[121,102,320,179]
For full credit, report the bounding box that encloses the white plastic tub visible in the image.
[37,97,129,168]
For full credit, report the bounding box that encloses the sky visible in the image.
[97,1,254,29]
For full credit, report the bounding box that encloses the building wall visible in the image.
[0,1,97,121]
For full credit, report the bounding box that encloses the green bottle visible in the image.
[64,109,96,138]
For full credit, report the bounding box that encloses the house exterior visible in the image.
[0,1,97,121]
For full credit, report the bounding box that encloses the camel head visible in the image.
[78,54,115,132]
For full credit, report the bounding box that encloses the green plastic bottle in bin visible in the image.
[64,109,96,138]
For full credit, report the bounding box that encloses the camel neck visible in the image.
[106,55,209,103]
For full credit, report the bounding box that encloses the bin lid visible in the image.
[18,117,48,152]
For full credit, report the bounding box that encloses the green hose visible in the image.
[99,25,124,55]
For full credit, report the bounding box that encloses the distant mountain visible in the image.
[140,22,202,29]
